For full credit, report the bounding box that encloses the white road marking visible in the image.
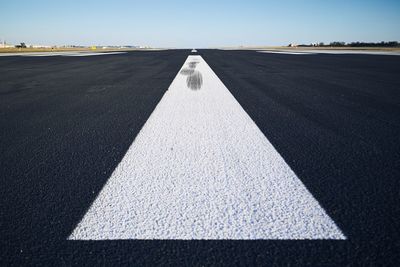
[258,50,316,55]
[21,53,68,57]
[310,50,400,55]
[0,52,65,57]
[61,52,127,56]
[69,55,345,240]
[257,49,400,56]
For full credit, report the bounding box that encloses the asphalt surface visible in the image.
[1,50,400,266]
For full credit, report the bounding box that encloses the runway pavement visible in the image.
[1,49,399,266]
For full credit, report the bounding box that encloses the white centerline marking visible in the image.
[69,55,345,240]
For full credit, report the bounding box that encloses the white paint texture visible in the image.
[69,56,345,240]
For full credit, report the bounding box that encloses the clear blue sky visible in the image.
[1,0,399,48]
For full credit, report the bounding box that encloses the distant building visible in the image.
[0,41,14,48]
[30,45,52,48]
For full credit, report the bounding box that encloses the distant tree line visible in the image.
[347,41,399,47]
[292,41,399,47]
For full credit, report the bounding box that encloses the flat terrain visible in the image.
[1,50,399,266]
[0,48,157,53]
[0,47,94,53]
[224,46,400,51]
[222,46,400,56]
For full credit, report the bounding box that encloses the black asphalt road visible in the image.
[1,50,399,266]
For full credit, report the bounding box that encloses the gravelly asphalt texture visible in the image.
[1,49,399,266]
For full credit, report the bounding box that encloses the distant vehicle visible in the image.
[15,42,27,48]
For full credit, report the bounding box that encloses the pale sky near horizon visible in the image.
[1,0,399,48]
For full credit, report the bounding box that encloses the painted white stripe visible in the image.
[20,53,66,57]
[257,49,400,56]
[258,50,316,55]
[69,55,345,240]
[62,52,127,57]
[0,52,65,57]
[310,50,400,55]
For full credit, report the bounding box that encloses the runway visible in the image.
[69,55,344,240]
[1,49,399,265]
